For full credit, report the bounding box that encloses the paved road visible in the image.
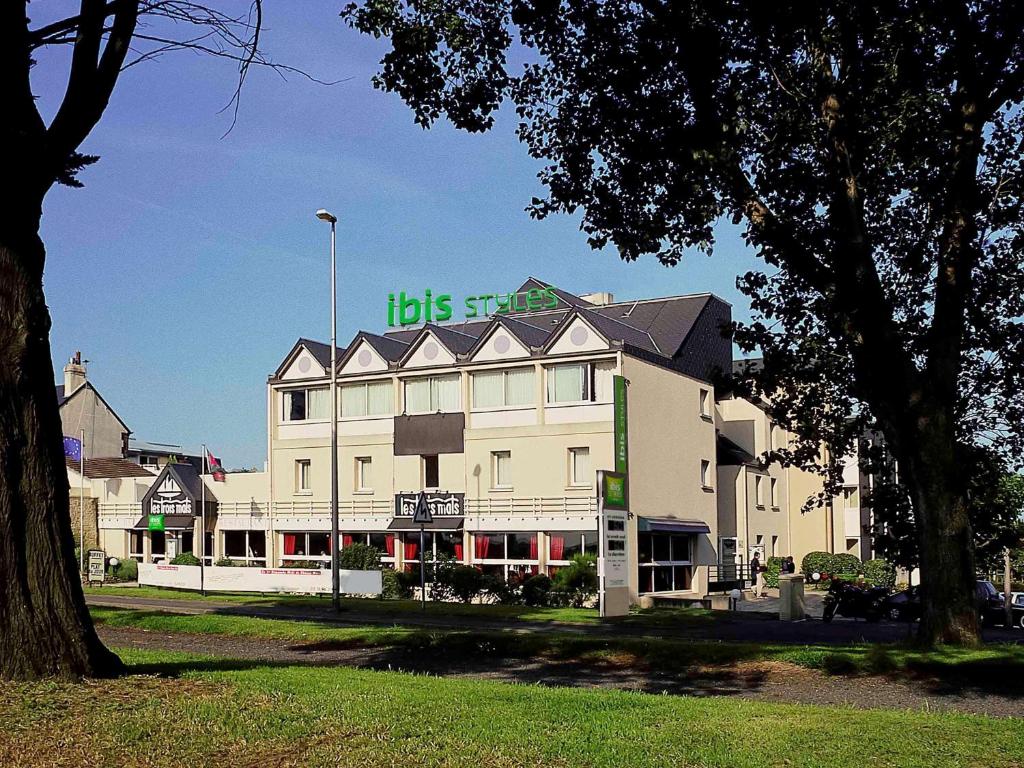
[86,593,1021,646]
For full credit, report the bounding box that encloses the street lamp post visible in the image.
[316,208,340,612]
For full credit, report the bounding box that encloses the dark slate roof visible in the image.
[281,278,733,383]
[56,385,66,406]
[132,514,196,530]
[425,324,478,355]
[143,462,217,504]
[298,338,344,370]
[66,456,155,479]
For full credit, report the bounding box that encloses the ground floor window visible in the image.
[637,532,693,593]
[281,531,332,565]
[342,532,397,568]
[151,530,166,561]
[397,531,465,575]
[129,530,145,562]
[545,530,599,568]
[222,530,267,566]
[473,532,538,580]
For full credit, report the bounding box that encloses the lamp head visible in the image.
[316,209,337,223]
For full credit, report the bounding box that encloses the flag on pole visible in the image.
[206,449,226,482]
[63,436,82,462]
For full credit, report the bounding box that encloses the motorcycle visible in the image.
[820,576,888,623]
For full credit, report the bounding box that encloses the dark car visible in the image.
[883,580,1023,626]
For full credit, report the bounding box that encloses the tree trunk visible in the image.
[900,418,980,646]
[0,207,123,680]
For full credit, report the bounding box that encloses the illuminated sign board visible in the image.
[388,287,559,327]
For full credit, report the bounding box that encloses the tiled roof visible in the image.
[298,338,345,370]
[66,457,154,479]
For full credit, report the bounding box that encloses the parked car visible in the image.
[882,580,1024,627]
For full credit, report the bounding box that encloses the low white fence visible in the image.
[138,563,382,595]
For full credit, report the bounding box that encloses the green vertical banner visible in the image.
[613,375,628,474]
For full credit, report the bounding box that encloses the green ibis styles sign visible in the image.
[387,287,559,327]
[613,375,628,474]
[147,514,165,531]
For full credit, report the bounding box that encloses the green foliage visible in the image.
[480,572,517,605]
[862,559,897,589]
[108,558,137,583]
[831,553,862,576]
[762,556,784,589]
[381,569,418,600]
[801,552,834,580]
[428,555,484,603]
[339,543,382,572]
[550,554,598,608]
[169,552,201,566]
[214,557,235,567]
[521,573,552,607]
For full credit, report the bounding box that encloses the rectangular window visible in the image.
[637,532,693,593]
[771,534,779,557]
[843,487,858,507]
[341,381,393,418]
[423,455,439,489]
[699,388,711,417]
[755,475,764,506]
[356,457,372,492]
[569,447,591,487]
[491,451,511,489]
[283,387,330,421]
[770,477,779,507]
[296,459,311,493]
[546,363,592,404]
[701,459,712,488]
[405,375,461,414]
[472,368,536,409]
[222,530,267,566]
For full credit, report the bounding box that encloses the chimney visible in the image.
[63,351,87,394]
[580,291,614,306]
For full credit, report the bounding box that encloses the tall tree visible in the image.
[1,1,303,680]
[343,0,1024,643]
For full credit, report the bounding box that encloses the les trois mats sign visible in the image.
[388,287,559,327]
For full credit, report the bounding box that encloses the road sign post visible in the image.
[412,491,433,610]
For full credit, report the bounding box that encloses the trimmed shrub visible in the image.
[861,558,897,588]
[831,553,862,576]
[170,552,200,566]
[109,558,137,582]
[214,557,235,567]
[381,568,413,599]
[521,574,552,606]
[801,551,833,580]
[762,556,784,589]
[480,573,517,604]
[339,542,382,571]
[447,565,485,603]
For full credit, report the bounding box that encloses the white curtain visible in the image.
[433,375,461,412]
[505,368,535,406]
[473,371,504,408]
[547,364,585,403]
[340,384,366,417]
[571,447,590,485]
[306,387,330,420]
[366,381,393,416]
[405,379,431,413]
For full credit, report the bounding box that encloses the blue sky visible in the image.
[34,2,761,468]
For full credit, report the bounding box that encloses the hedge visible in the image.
[762,556,784,588]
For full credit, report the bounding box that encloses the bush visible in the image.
[443,564,485,603]
[214,557,235,567]
[762,556,784,589]
[108,558,137,583]
[170,552,200,566]
[550,554,598,608]
[861,558,897,589]
[831,553,863,577]
[480,572,517,604]
[521,573,552,607]
[801,551,833,580]
[339,543,382,571]
[381,567,413,599]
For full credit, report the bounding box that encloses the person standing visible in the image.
[750,553,762,598]
[784,556,796,574]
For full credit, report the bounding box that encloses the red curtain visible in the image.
[529,534,538,560]
[549,534,565,561]
[454,542,464,561]
[404,538,418,560]
[284,533,297,556]
[342,534,353,547]
[474,534,489,560]
[385,534,395,557]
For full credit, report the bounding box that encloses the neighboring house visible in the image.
[57,352,130,459]
[127,438,203,474]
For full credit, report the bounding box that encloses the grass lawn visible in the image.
[85,584,717,627]
[0,647,1021,768]
[90,605,1024,680]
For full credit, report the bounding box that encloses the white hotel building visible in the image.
[95,277,866,604]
